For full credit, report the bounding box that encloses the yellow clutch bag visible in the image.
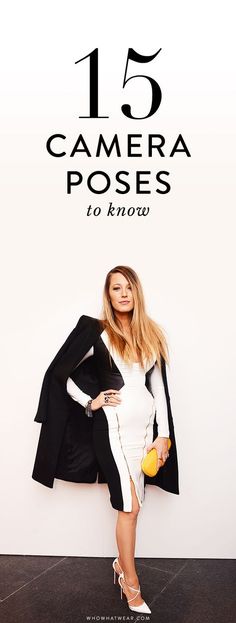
[141,439,172,477]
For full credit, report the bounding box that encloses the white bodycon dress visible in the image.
[66,329,170,512]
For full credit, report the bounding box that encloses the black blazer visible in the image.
[32,314,179,494]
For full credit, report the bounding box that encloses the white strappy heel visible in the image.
[112,556,123,584]
[118,571,151,614]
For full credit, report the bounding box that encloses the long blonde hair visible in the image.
[99,265,169,370]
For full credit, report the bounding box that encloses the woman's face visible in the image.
[108,272,134,314]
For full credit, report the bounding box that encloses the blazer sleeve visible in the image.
[149,361,170,437]
[66,346,94,408]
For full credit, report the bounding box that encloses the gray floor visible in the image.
[0,556,235,623]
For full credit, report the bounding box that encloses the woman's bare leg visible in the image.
[115,477,144,606]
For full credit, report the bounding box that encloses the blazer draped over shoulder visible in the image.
[32,314,179,495]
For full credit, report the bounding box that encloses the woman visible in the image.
[65,265,178,614]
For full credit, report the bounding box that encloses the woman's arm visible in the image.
[149,361,170,437]
[66,346,94,408]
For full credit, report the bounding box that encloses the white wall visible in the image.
[1,0,235,557]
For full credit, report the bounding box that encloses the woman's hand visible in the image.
[146,437,170,465]
[91,389,122,411]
